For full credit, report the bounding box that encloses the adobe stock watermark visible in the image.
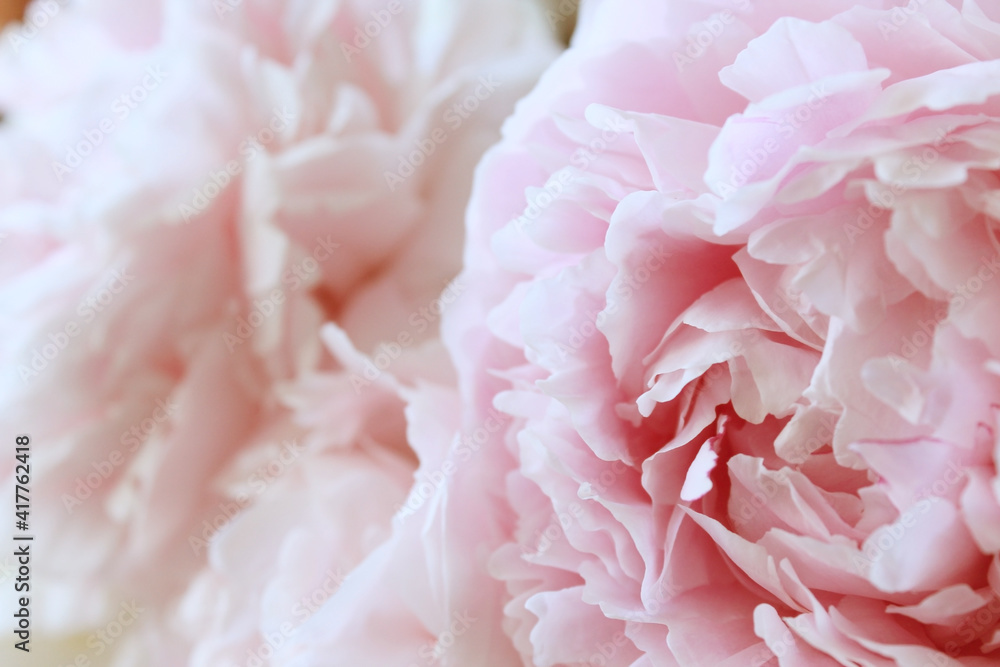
[225,568,350,667]
[408,611,477,666]
[878,0,930,39]
[714,82,831,200]
[596,586,682,666]
[61,397,180,513]
[394,408,504,524]
[886,253,1000,370]
[522,462,631,557]
[673,0,751,72]
[748,615,811,667]
[619,581,683,626]
[512,115,629,232]
[586,626,637,667]
[521,502,584,557]
[17,266,134,383]
[944,593,1000,658]
[554,244,672,362]
[188,439,305,555]
[56,600,145,667]
[543,0,577,32]
[350,278,466,391]
[340,0,405,62]
[6,0,68,52]
[223,235,340,352]
[850,498,933,578]
[774,411,836,468]
[177,107,295,223]
[704,285,807,376]
[213,0,244,18]
[729,461,806,531]
[384,76,502,191]
[851,460,966,577]
[843,126,959,243]
[52,66,168,181]
[728,411,837,529]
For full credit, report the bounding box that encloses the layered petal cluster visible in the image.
[0,0,556,663]
[415,0,1000,664]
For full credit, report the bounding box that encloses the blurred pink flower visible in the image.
[0,0,556,661]
[327,0,1000,664]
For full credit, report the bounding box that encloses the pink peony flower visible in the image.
[14,0,1000,664]
[0,0,556,661]
[322,0,1000,664]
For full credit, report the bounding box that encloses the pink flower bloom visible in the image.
[0,0,556,661]
[338,0,1000,664]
